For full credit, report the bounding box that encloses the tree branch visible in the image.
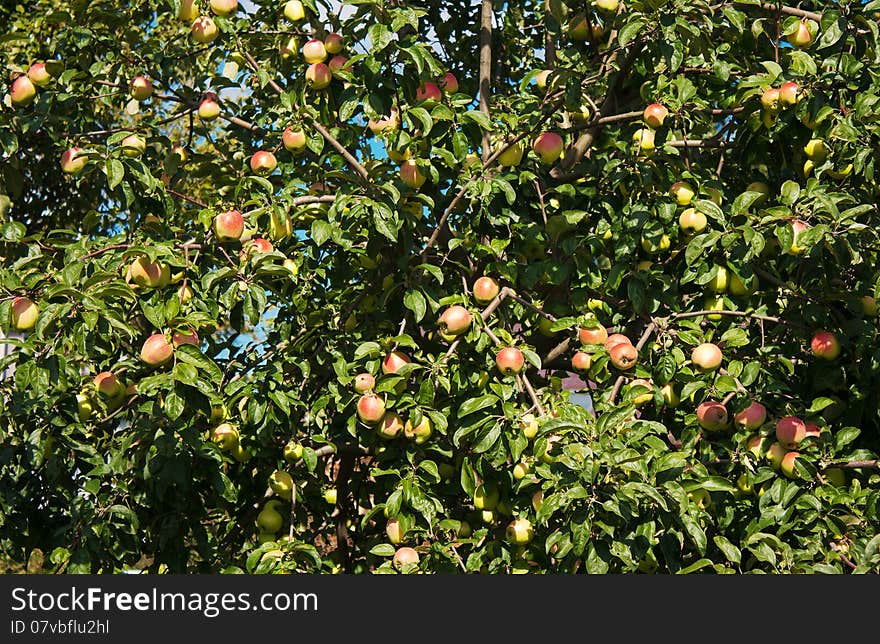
[479,0,493,162]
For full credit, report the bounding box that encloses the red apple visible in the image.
[198,92,221,120]
[60,147,88,175]
[9,75,36,107]
[804,422,821,438]
[604,333,632,352]
[609,342,638,370]
[213,209,244,242]
[643,103,668,129]
[302,39,327,64]
[367,108,400,135]
[377,411,404,440]
[696,401,728,431]
[172,328,199,348]
[416,82,442,103]
[779,81,799,106]
[578,325,608,346]
[441,72,459,93]
[305,62,331,89]
[532,132,564,165]
[692,342,722,372]
[776,416,806,448]
[400,159,426,189]
[392,546,419,570]
[788,219,811,255]
[472,276,500,304]
[328,55,349,76]
[353,372,375,394]
[27,63,52,87]
[781,451,802,478]
[129,76,153,101]
[240,237,273,261]
[191,15,219,43]
[810,331,840,360]
[787,19,813,49]
[496,347,525,376]
[439,305,472,336]
[571,351,592,373]
[10,296,39,331]
[324,33,344,54]
[282,126,307,152]
[357,393,386,425]
[733,401,767,431]
[140,333,173,367]
[249,150,277,176]
[382,351,411,375]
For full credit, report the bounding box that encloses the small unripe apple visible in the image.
[198,92,221,120]
[191,15,219,43]
[496,140,525,167]
[746,435,764,459]
[269,470,294,500]
[127,256,170,288]
[27,63,52,87]
[353,372,375,394]
[532,132,564,165]
[323,488,338,505]
[210,0,238,17]
[642,102,668,129]
[810,331,840,360]
[60,147,87,175]
[696,401,728,431]
[787,19,813,49]
[473,481,499,510]
[595,0,620,12]
[632,127,656,154]
[140,333,173,367]
[386,518,404,544]
[305,62,331,89]
[512,461,530,480]
[382,351,411,375]
[213,209,244,242]
[473,276,500,304]
[506,518,534,545]
[691,342,722,372]
[76,393,94,421]
[249,150,277,175]
[256,507,284,534]
[640,234,670,254]
[129,76,153,101]
[760,87,780,113]
[439,305,472,336]
[734,401,767,431]
[708,266,728,293]
[775,416,806,448]
[399,159,426,189]
[121,133,146,157]
[441,72,459,93]
[670,181,695,206]
[803,139,829,163]
[283,0,305,21]
[862,295,878,317]
[780,451,802,478]
[357,393,386,425]
[10,296,39,331]
[302,39,327,64]
[728,272,757,296]
[678,207,707,234]
[283,440,303,462]
[404,415,432,444]
[9,75,36,107]
[324,33,344,54]
[766,441,787,470]
[392,546,419,570]
[660,383,680,408]
[688,488,712,510]
[211,422,239,451]
[609,342,638,370]
[571,351,592,373]
[179,0,199,21]
[496,347,525,376]
[535,69,552,92]
[520,413,539,439]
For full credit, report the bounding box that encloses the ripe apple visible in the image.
[787,20,813,49]
[60,147,87,175]
[198,92,221,120]
[213,209,244,242]
[734,401,767,431]
[670,181,695,206]
[328,55,349,76]
[386,518,404,544]
[496,140,525,167]
[282,126,307,153]
[416,81,442,103]
[746,435,765,459]
[140,333,173,367]
[404,415,432,444]
[761,87,780,113]
[357,393,386,425]
[571,351,592,373]
[441,72,459,93]
[399,159,426,189]
[256,506,284,533]
[779,81,799,106]
[496,347,525,375]
[11,296,39,331]
[604,333,632,352]
[642,102,668,129]
[283,440,303,462]
[378,411,404,440]
[728,272,756,296]
[766,441,787,469]
[121,133,146,157]
[10,75,36,107]
[810,331,840,360]
[172,328,199,348]
[473,276,500,304]
[862,295,878,316]
[640,234,670,254]
[128,256,170,288]
[780,451,802,478]
[787,219,811,255]
[191,15,219,43]
[367,108,400,135]
[532,132,564,165]
[269,470,294,500]
[775,416,806,448]
[804,422,821,438]
[506,518,534,545]
[179,0,199,21]
[305,63,332,89]
[473,481,499,510]
[302,39,327,64]
[129,76,153,101]
[283,0,305,21]
[93,371,125,404]
[392,547,419,570]
[520,413,539,439]
[353,372,375,394]
[609,342,637,370]
[439,305,472,336]
[688,488,712,510]
[249,150,277,176]
[240,237,273,262]
[210,0,238,16]
[628,378,654,406]
[578,325,608,346]
[382,351,411,375]
[678,208,707,234]
[324,33,344,54]
[691,342,722,372]
[76,393,94,421]
[323,488,337,504]
[696,401,728,431]
[27,62,52,87]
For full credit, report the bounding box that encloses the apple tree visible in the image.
[1,0,879,574]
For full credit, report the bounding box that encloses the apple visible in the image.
[191,15,219,43]
[324,33,344,54]
[604,333,632,352]
[595,0,620,12]
[386,518,404,544]
[708,265,728,293]
[172,328,199,348]
[765,441,787,470]
[305,62,332,90]
[281,126,307,153]
[280,35,299,59]
[776,416,806,448]
[688,488,712,510]
[129,76,153,101]
[198,92,221,120]
[10,75,36,107]
[520,413,539,439]
[256,506,284,533]
[76,393,94,421]
[93,371,125,404]
[140,333,173,367]
[746,181,770,206]
[746,435,765,459]
[473,481,499,510]
[302,39,327,64]
[640,234,670,254]
[787,19,813,49]
[209,403,228,425]
[328,55,349,76]
[210,0,238,17]
[506,518,534,545]
[400,159,426,189]
[283,0,305,21]
[179,0,199,21]
[232,444,250,463]
[120,133,146,157]
[609,342,638,370]
[415,81,442,104]
[780,451,802,478]
[512,461,530,480]
[660,383,680,408]
[240,237,273,262]
[670,181,695,206]
[382,351,411,375]
[862,295,878,316]
[439,305,472,336]
[269,470,294,500]
[404,415,432,444]
[728,272,756,296]
[283,440,303,462]
[734,401,767,431]
[678,207,707,234]
[353,372,375,394]
[803,139,828,163]
[213,209,244,242]
[569,14,589,40]
[249,150,277,176]
[804,422,821,438]
[692,342,722,372]
[496,347,525,375]
[761,87,780,113]
[578,325,607,346]
[810,331,840,360]
[60,147,87,175]
[531,490,544,513]
[357,393,386,425]
[532,132,564,165]
[127,256,170,289]
[496,140,525,167]
[632,127,656,154]
[377,411,404,440]
[535,69,552,92]
[27,63,52,87]
[473,276,500,304]
[696,401,728,431]
[323,488,337,504]
[10,297,39,331]
[788,219,811,255]
[628,379,654,406]
[367,108,400,135]
[441,72,459,93]
[571,351,592,373]
[824,467,846,487]
[642,103,668,129]
[392,547,419,570]
[779,81,799,106]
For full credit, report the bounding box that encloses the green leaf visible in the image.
[713,535,741,564]
[105,159,125,190]
[457,394,498,419]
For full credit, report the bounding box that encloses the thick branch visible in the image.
[479,0,493,162]
[732,1,822,23]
